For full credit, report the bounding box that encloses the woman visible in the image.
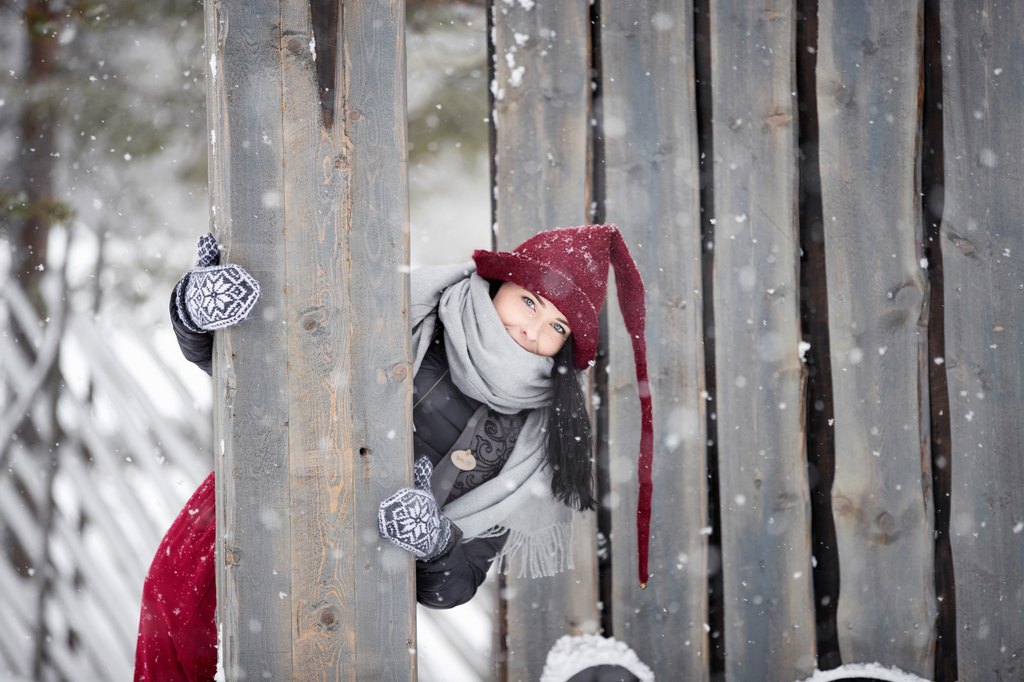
[134,224,654,681]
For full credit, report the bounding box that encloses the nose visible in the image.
[521,323,539,342]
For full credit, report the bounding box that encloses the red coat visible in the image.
[134,472,218,681]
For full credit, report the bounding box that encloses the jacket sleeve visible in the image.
[416,525,509,609]
[168,281,214,376]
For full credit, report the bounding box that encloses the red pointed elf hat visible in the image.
[473,224,654,587]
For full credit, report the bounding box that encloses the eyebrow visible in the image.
[529,290,571,328]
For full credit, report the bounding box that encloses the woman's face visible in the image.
[492,282,572,357]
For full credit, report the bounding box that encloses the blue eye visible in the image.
[553,323,567,336]
[522,296,536,309]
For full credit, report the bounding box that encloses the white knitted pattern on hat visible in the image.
[540,634,655,682]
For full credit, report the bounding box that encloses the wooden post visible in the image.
[490,1,599,679]
[941,2,1024,678]
[816,1,937,674]
[709,1,817,679]
[600,2,710,680]
[205,0,414,678]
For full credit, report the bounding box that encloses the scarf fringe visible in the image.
[488,521,575,579]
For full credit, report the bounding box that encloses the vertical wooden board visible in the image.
[816,1,936,674]
[281,0,414,678]
[709,2,817,679]
[600,2,709,679]
[280,1,358,678]
[210,0,414,678]
[491,2,599,680]
[342,1,416,678]
[492,0,591,236]
[207,0,293,677]
[940,2,1024,678]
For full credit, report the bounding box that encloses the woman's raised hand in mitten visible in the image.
[378,457,453,561]
[174,233,261,332]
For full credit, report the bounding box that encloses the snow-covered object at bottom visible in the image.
[540,634,654,682]
[796,662,931,682]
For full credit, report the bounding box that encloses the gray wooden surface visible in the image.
[709,2,816,679]
[206,1,292,676]
[207,0,414,678]
[940,2,1024,679]
[491,2,599,680]
[600,2,709,680]
[816,1,936,675]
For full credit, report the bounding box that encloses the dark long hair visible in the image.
[546,338,596,511]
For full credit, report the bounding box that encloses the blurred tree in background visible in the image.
[2,0,207,313]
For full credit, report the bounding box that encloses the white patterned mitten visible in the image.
[378,457,452,561]
[413,454,433,491]
[174,233,260,332]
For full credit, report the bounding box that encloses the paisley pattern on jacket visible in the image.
[447,410,526,503]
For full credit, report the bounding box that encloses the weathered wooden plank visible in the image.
[491,2,599,680]
[816,1,936,674]
[206,0,293,677]
[208,0,413,678]
[328,0,414,678]
[600,2,709,680]
[940,2,1024,678]
[492,0,592,239]
[279,1,354,676]
[709,2,817,679]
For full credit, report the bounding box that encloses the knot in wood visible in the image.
[301,309,325,332]
[319,607,337,627]
[224,545,241,566]
[391,363,409,381]
[286,37,304,55]
[946,232,977,258]
[773,492,799,511]
[832,494,853,516]
[874,511,901,544]
[892,283,923,310]
[875,511,896,532]
[834,84,855,108]
[764,111,792,131]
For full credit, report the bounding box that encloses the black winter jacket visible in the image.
[169,291,519,609]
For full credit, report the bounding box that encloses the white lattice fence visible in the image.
[0,282,210,681]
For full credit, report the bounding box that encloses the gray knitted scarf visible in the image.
[410,264,576,578]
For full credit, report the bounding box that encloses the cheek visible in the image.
[492,294,514,326]
[494,300,519,327]
[538,334,568,357]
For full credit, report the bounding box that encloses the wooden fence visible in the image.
[489,1,1024,679]
[207,0,1024,680]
